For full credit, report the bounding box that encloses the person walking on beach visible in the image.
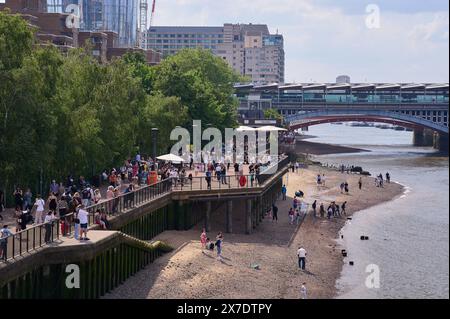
[322,174,326,187]
[319,203,325,218]
[288,208,295,225]
[281,185,287,200]
[200,228,207,249]
[386,172,391,183]
[341,201,347,215]
[358,177,363,190]
[344,182,349,194]
[300,283,307,299]
[312,200,317,218]
[340,182,345,194]
[215,232,223,261]
[297,246,307,270]
[295,209,302,225]
[272,204,279,222]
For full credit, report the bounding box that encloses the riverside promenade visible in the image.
[0,157,290,299]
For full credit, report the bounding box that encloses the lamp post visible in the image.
[151,128,159,161]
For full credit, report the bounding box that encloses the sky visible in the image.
[152,0,449,83]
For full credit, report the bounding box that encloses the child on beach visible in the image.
[200,228,207,249]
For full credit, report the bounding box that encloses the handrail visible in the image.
[1,157,290,262]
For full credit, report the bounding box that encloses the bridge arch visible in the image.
[285,109,449,134]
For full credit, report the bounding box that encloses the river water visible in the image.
[304,124,449,299]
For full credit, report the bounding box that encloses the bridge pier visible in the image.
[413,129,434,147]
[226,200,233,233]
[433,132,449,152]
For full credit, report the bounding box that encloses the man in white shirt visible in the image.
[77,206,90,241]
[297,246,307,270]
[34,194,45,224]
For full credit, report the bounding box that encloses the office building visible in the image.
[145,23,285,84]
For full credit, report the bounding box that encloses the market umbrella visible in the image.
[255,126,287,132]
[236,126,257,132]
[156,154,185,163]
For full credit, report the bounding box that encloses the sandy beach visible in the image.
[104,165,404,299]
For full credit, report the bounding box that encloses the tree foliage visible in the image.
[0,12,240,203]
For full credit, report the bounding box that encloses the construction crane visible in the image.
[150,0,156,28]
[137,0,155,49]
[138,0,148,48]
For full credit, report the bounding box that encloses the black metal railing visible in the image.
[1,157,290,262]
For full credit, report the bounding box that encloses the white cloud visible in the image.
[152,0,449,83]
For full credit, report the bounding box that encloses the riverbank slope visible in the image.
[104,166,404,299]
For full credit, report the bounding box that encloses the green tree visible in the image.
[153,49,240,131]
[264,108,283,121]
[138,93,188,155]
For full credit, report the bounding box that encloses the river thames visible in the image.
[305,123,449,299]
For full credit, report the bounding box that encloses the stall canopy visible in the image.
[255,126,287,132]
[156,154,185,163]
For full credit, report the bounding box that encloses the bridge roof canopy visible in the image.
[401,84,426,90]
[376,84,401,90]
[279,83,303,90]
[351,84,376,90]
[234,83,255,89]
[303,83,327,90]
[253,83,279,90]
[425,84,449,91]
[327,83,352,90]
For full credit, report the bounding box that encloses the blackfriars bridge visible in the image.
[235,83,449,151]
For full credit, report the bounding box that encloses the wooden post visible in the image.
[246,199,252,235]
[226,200,233,233]
[205,201,211,232]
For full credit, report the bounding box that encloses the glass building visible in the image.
[46,0,138,47]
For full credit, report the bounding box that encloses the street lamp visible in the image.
[151,128,159,161]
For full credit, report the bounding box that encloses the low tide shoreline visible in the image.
[105,166,404,299]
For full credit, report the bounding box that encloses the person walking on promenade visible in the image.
[215,232,224,261]
[44,211,55,243]
[297,246,307,270]
[77,205,89,241]
[272,203,279,222]
[73,211,80,240]
[23,188,33,211]
[49,180,59,197]
[33,194,45,225]
[300,282,307,299]
[0,225,13,261]
[281,185,287,200]
[205,170,212,189]
[200,228,207,249]
[358,177,363,190]
[48,192,58,212]
[13,188,23,211]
